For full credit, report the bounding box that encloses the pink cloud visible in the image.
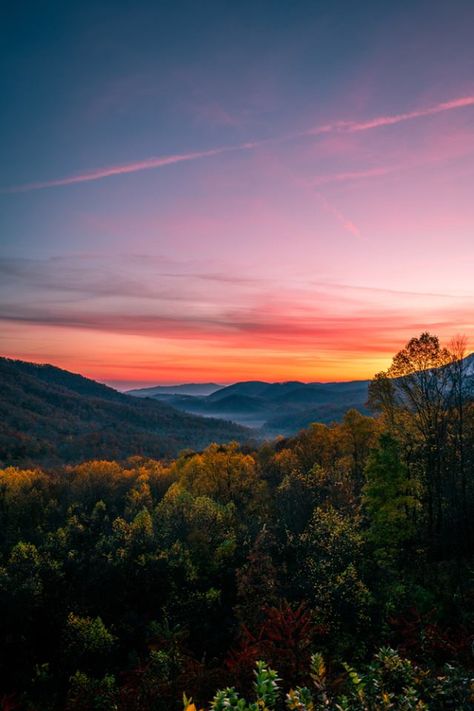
[308,123,474,188]
[3,252,473,382]
[347,95,474,132]
[315,192,362,239]
[312,166,396,186]
[304,95,474,136]
[2,93,474,194]
[1,145,252,193]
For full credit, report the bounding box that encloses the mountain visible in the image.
[133,352,474,435]
[0,358,249,467]
[462,352,474,375]
[127,382,223,397]
[207,381,276,401]
[133,378,372,434]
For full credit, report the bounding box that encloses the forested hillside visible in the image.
[0,334,473,709]
[0,358,249,466]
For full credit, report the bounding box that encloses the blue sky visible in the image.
[1,1,474,386]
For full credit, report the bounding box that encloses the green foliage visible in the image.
[65,613,116,659]
[202,661,280,711]
[190,653,474,710]
[301,506,372,654]
[66,671,118,710]
[363,434,420,566]
[253,660,281,708]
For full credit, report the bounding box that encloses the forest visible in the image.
[0,333,473,709]
[0,357,248,466]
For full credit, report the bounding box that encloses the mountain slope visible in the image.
[0,358,249,467]
[127,382,222,397]
[207,381,272,401]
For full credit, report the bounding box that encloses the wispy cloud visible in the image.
[310,123,474,187]
[304,95,474,136]
[315,193,362,239]
[3,254,473,382]
[2,298,472,354]
[312,166,396,186]
[0,255,261,304]
[0,145,259,193]
[346,95,474,132]
[2,94,474,193]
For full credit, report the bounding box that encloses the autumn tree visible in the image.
[368,333,459,545]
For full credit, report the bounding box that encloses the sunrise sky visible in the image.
[1,0,474,388]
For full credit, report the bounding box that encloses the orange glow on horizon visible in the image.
[2,321,472,390]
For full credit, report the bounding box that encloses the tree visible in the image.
[64,613,116,674]
[340,410,379,490]
[362,434,420,569]
[172,444,267,518]
[368,333,454,544]
[300,506,372,655]
[445,336,473,545]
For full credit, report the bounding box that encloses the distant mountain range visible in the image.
[0,358,249,467]
[127,378,372,434]
[126,352,474,433]
[128,382,223,397]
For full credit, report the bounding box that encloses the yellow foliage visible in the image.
[171,443,267,512]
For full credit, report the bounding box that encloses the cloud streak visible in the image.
[315,192,362,239]
[2,255,471,342]
[346,95,474,132]
[304,95,474,136]
[0,144,260,193]
[3,254,473,382]
[2,301,472,354]
[2,94,474,193]
[312,166,396,186]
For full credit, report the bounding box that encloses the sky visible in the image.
[1,0,474,388]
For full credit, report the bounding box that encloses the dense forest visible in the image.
[0,358,248,467]
[0,333,473,709]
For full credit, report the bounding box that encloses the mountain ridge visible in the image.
[128,377,372,433]
[125,354,474,434]
[0,357,249,467]
[127,382,223,397]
